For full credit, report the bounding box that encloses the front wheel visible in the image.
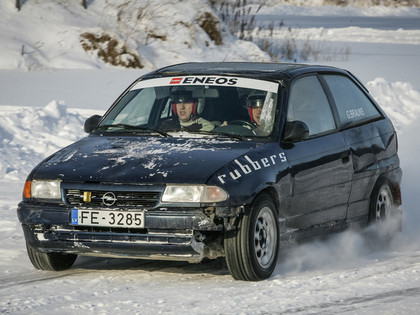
[26,243,77,271]
[224,194,279,281]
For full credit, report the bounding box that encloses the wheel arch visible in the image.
[253,186,282,217]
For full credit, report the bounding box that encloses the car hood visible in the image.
[32,134,259,184]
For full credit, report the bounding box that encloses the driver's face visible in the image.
[176,101,194,122]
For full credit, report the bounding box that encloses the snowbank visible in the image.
[367,78,420,130]
[0,101,92,181]
[1,1,419,71]
[0,0,269,71]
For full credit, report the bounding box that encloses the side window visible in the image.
[323,75,381,126]
[287,75,336,137]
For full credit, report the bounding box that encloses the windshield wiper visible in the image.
[212,131,249,141]
[97,124,171,137]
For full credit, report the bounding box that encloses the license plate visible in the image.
[71,209,145,228]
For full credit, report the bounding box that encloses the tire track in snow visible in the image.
[0,269,95,289]
[285,286,420,314]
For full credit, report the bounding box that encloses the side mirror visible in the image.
[84,115,102,133]
[283,120,309,142]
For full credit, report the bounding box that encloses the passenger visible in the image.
[169,91,215,132]
[220,93,267,135]
[247,94,265,127]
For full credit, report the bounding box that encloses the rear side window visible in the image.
[323,75,381,126]
[287,75,336,137]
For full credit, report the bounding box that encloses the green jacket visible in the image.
[180,117,215,132]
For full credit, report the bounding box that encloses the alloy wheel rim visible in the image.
[254,206,277,268]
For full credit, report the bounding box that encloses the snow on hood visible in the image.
[32,134,258,184]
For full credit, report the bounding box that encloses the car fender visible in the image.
[207,143,289,206]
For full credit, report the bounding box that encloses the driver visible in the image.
[170,90,215,132]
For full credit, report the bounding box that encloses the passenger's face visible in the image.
[176,101,194,122]
[252,107,263,125]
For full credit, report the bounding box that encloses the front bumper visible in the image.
[18,202,238,262]
[21,224,207,262]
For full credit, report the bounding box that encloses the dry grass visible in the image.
[80,32,143,69]
[196,12,223,45]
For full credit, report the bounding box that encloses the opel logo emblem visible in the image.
[102,192,117,206]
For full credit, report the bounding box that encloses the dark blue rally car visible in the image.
[18,62,402,280]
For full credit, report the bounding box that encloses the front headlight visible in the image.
[161,185,228,203]
[24,179,62,200]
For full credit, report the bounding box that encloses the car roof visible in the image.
[140,62,349,82]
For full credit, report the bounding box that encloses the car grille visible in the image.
[65,189,160,208]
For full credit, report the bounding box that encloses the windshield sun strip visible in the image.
[131,76,279,94]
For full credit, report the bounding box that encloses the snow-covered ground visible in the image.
[1,1,419,314]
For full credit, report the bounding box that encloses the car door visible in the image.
[282,74,353,229]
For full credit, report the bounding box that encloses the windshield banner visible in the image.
[132,76,279,93]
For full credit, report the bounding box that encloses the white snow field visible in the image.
[0,1,419,314]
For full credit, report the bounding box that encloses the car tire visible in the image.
[367,178,400,244]
[26,243,77,271]
[224,194,279,281]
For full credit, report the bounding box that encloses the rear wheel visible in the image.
[368,178,400,243]
[224,194,279,281]
[26,243,77,271]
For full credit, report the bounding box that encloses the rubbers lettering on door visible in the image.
[217,152,287,184]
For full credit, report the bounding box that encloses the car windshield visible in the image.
[98,76,279,138]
